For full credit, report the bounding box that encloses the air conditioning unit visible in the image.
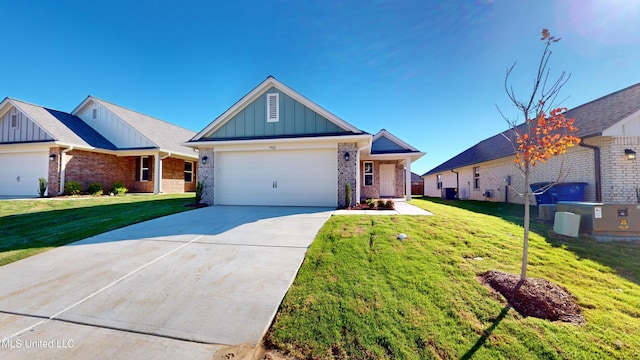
[553,212,581,237]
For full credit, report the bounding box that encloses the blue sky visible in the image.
[2,0,639,175]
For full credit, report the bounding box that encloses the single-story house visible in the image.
[0,96,198,197]
[422,82,640,204]
[185,76,425,207]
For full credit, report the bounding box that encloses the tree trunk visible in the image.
[521,166,530,281]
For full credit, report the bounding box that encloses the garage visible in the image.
[215,148,337,207]
[0,152,49,196]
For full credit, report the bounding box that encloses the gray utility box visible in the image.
[557,202,640,237]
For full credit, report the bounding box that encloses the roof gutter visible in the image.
[579,139,602,202]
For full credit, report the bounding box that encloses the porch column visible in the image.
[405,158,411,201]
[355,151,361,203]
[154,153,161,194]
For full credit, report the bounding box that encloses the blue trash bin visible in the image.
[552,182,588,202]
[530,182,553,205]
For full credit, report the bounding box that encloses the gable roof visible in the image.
[188,76,365,142]
[423,82,640,176]
[371,129,422,154]
[73,96,197,157]
[3,98,116,150]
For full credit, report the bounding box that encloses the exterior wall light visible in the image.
[344,152,350,161]
[201,156,208,164]
[625,149,636,160]
[49,154,56,161]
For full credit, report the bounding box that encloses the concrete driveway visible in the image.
[0,206,333,359]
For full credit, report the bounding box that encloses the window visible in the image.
[184,161,193,182]
[436,174,442,189]
[473,167,480,189]
[10,114,18,129]
[266,93,279,122]
[92,108,97,120]
[364,161,373,186]
[140,156,151,181]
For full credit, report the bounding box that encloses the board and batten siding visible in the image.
[0,107,53,143]
[372,135,406,153]
[75,101,154,149]
[207,87,347,139]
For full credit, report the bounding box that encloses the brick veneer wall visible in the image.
[161,157,196,193]
[594,136,640,203]
[64,150,138,193]
[425,145,596,204]
[48,147,62,195]
[198,147,215,204]
[360,160,405,200]
[338,142,357,208]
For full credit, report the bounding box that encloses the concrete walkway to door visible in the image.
[0,206,333,359]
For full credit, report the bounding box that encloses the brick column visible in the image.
[338,142,358,208]
[48,147,62,196]
[198,147,215,205]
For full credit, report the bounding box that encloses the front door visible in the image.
[379,164,395,197]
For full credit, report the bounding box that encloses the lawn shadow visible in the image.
[461,305,511,360]
[418,197,640,286]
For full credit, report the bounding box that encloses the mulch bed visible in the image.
[184,203,208,208]
[480,270,584,324]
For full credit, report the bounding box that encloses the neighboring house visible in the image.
[185,76,424,207]
[422,82,640,204]
[0,96,198,197]
[411,172,424,196]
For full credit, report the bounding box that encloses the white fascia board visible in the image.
[0,142,55,153]
[188,133,371,148]
[192,77,363,140]
[361,151,426,163]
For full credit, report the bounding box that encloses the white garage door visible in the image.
[215,149,337,207]
[0,152,49,196]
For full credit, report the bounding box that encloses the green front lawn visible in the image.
[266,198,640,359]
[0,194,195,266]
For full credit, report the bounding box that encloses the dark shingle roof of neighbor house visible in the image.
[8,98,116,149]
[45,108,117,150]
[423,82,640,176]
[89,97,197,156]
[411,172,424,182]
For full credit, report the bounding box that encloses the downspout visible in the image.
[451,169,459,199]
[158,152,171,194]
[580,140,602,202]
[59,146,73,195]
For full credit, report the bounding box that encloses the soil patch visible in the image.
[184,203,208,208]
[480,270,584,324]
[213,344,292,360]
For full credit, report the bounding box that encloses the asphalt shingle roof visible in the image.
[423,82,640,176]
[90,97,197,156]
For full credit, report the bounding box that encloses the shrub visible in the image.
[345,183,352,208]
[110,181,128,196]
[377,199,386,209]
[195,181,204,203]
[38,177,48,198]
[88,182,103,196]
[366,198,376,208]
[64,181,82,196]
[385,199,395,209]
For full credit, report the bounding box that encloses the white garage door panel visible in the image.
[0,152,49,196]
[216,149,337,206]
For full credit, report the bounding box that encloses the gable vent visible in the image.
[267,93,279,122]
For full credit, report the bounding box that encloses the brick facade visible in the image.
[337,142,358,208]
[48,149,195,195]
[425,144,597,204]
[360,160,405,200]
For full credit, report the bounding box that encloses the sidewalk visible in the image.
[333,199,432,215]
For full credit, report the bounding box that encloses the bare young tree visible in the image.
[498,29,581,281]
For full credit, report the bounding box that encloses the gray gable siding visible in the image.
[371,135,407,153]
[208,87,346,139]
[0,106,53,143]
